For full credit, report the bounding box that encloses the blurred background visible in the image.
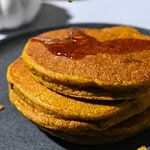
[0,0,150,40]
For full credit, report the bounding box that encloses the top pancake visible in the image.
[22,26,150,89]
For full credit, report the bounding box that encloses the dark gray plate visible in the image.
[0,23,150,150]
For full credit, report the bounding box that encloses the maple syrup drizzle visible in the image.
[31,27,150,59]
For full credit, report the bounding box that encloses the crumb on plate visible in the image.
[0,105,4,111]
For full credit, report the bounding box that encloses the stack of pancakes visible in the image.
[7,26,150,145]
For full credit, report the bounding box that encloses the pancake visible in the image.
[9,86,150,142]
[40,127,149,145]
[6,25,150,145]
[33,73,147,100]
[21,26,150,99]
[7,58,150,130]
[68,107,150,136]
[9,87,98,131]
[40,127,129,145]
[8,88,129,145]
[41,107,150,145]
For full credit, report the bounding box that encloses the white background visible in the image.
[44,0,150,29]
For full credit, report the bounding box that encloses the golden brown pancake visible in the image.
[9,88,130,145]
[33,73,147,100]
[68,108,150,136]
[21,26,150,100]
[9,86,150,144]
[40,127,129,145]
[40,128,148,145]
[7,58,150,130]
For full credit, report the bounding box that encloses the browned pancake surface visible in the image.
[9,86,150,138]
[22,26,150,88]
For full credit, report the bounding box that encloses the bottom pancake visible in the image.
[40,126,129,145]
[67,107,150,137]
[9,87,98,131]
[9,87,150,144]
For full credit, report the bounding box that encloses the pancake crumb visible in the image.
[137,146,147,150]
[0,105,4,111]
